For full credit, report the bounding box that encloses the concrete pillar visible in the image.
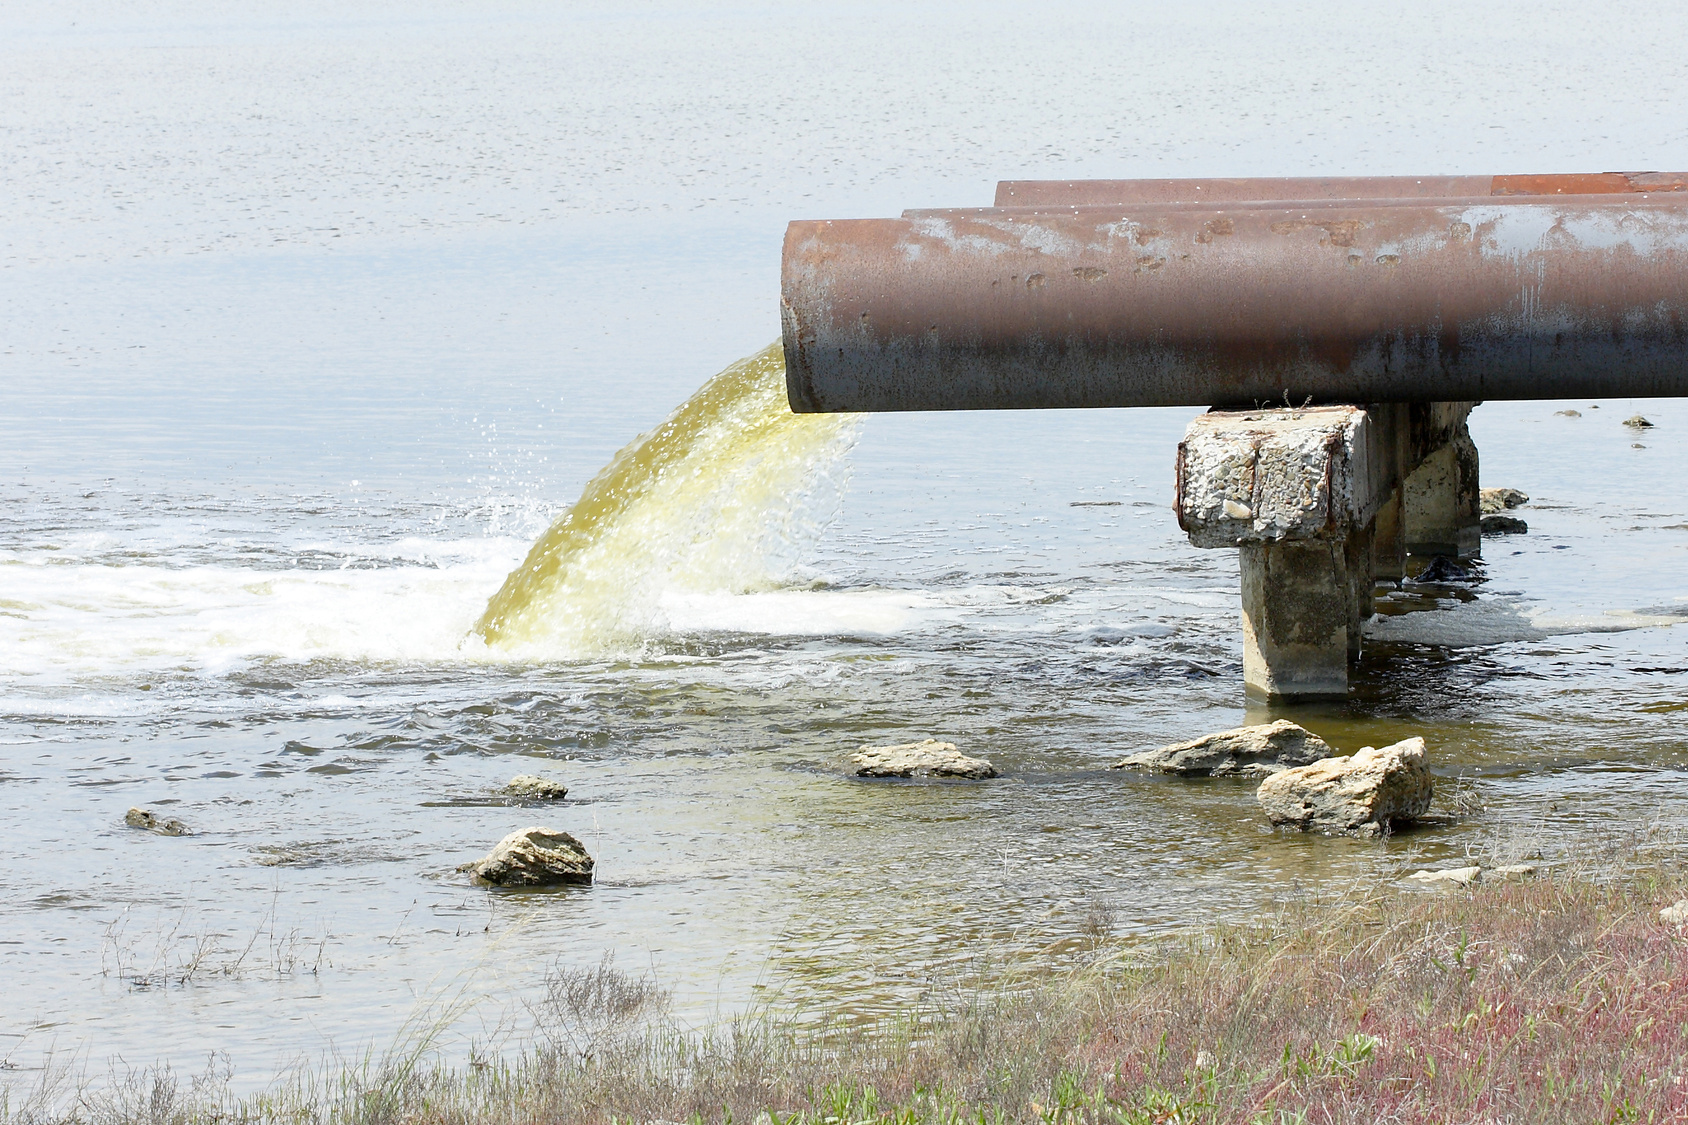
[1402,419,1481,558]
[1240,541,1352,698]
[1177,400,1482,699]
[1344,521,1376,657]
[1371,490,1405,582]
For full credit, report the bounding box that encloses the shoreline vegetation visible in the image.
[8,823,1687,1125]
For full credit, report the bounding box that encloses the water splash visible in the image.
[472,343,862,654]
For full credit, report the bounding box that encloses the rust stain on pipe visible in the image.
[994,172,1688,208]
[782,196,1688,413]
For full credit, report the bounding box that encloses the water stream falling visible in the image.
[474,343,861,655]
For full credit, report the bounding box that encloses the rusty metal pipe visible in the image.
[906,198,1593,220]
[782,196,1688,413]
[993,172,1688,208]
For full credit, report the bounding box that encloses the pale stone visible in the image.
[1406,865,1481,887]
[1624,414,1655,429]
[1660,900,1688,924]
[124,807,191,836]
[503,774,568,800]
[851,739,996,779]
[1256,736,1433,835]
[1493,863,1539,880]
[1111,719,1331,778]
[460,826,594,886]
[1479,487,1529,514]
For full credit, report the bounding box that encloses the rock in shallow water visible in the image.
[503,774,568,800]
[1111,719,1330,778]
[1481,514,1528,535]
[1406,863,1535,888]
[1412,556,1477,583]
[460,826,594,886]
[124,807,191,836]
[851,739,996,779]
[1479,487,1529,514]
[1257,737,1432,836]
[1407,865,1481,887]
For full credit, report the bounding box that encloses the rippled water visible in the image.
[7,0,1688,1096]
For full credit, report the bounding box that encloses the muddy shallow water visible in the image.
[6,0,1688,1094]
[6,391,1687,1087]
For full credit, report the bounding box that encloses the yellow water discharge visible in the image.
[473,342,861,654]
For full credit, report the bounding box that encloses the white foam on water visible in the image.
[0,544,523,681]
[1367,596,1688,647]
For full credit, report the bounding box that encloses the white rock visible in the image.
[504,774,568,800]
[1479,487,1529,514]
[1112,720,1331,778]
[1660,900,1688,925]
[1492,863,1539,881]
[460,826,594,887]
[1406,865,1481,887]
[851,739,996,779]
[1256,736,1433,835]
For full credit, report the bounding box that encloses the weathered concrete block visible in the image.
[1178,401,1482,697]
[1177,406,1393,548]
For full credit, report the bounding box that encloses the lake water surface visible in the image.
[5,0,1688,1093]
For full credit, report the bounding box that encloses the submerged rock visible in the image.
[1479,487,1529,514]
[503,774,568,801]
[1412,556,1477,584]
[1256,736,1433,836]
[460,826,594,886]
[851,739,996,779]
[1111,719,1331,778]
[1480,514,1528,536]
[1406,865,1481,888]
[124,807,191,836]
